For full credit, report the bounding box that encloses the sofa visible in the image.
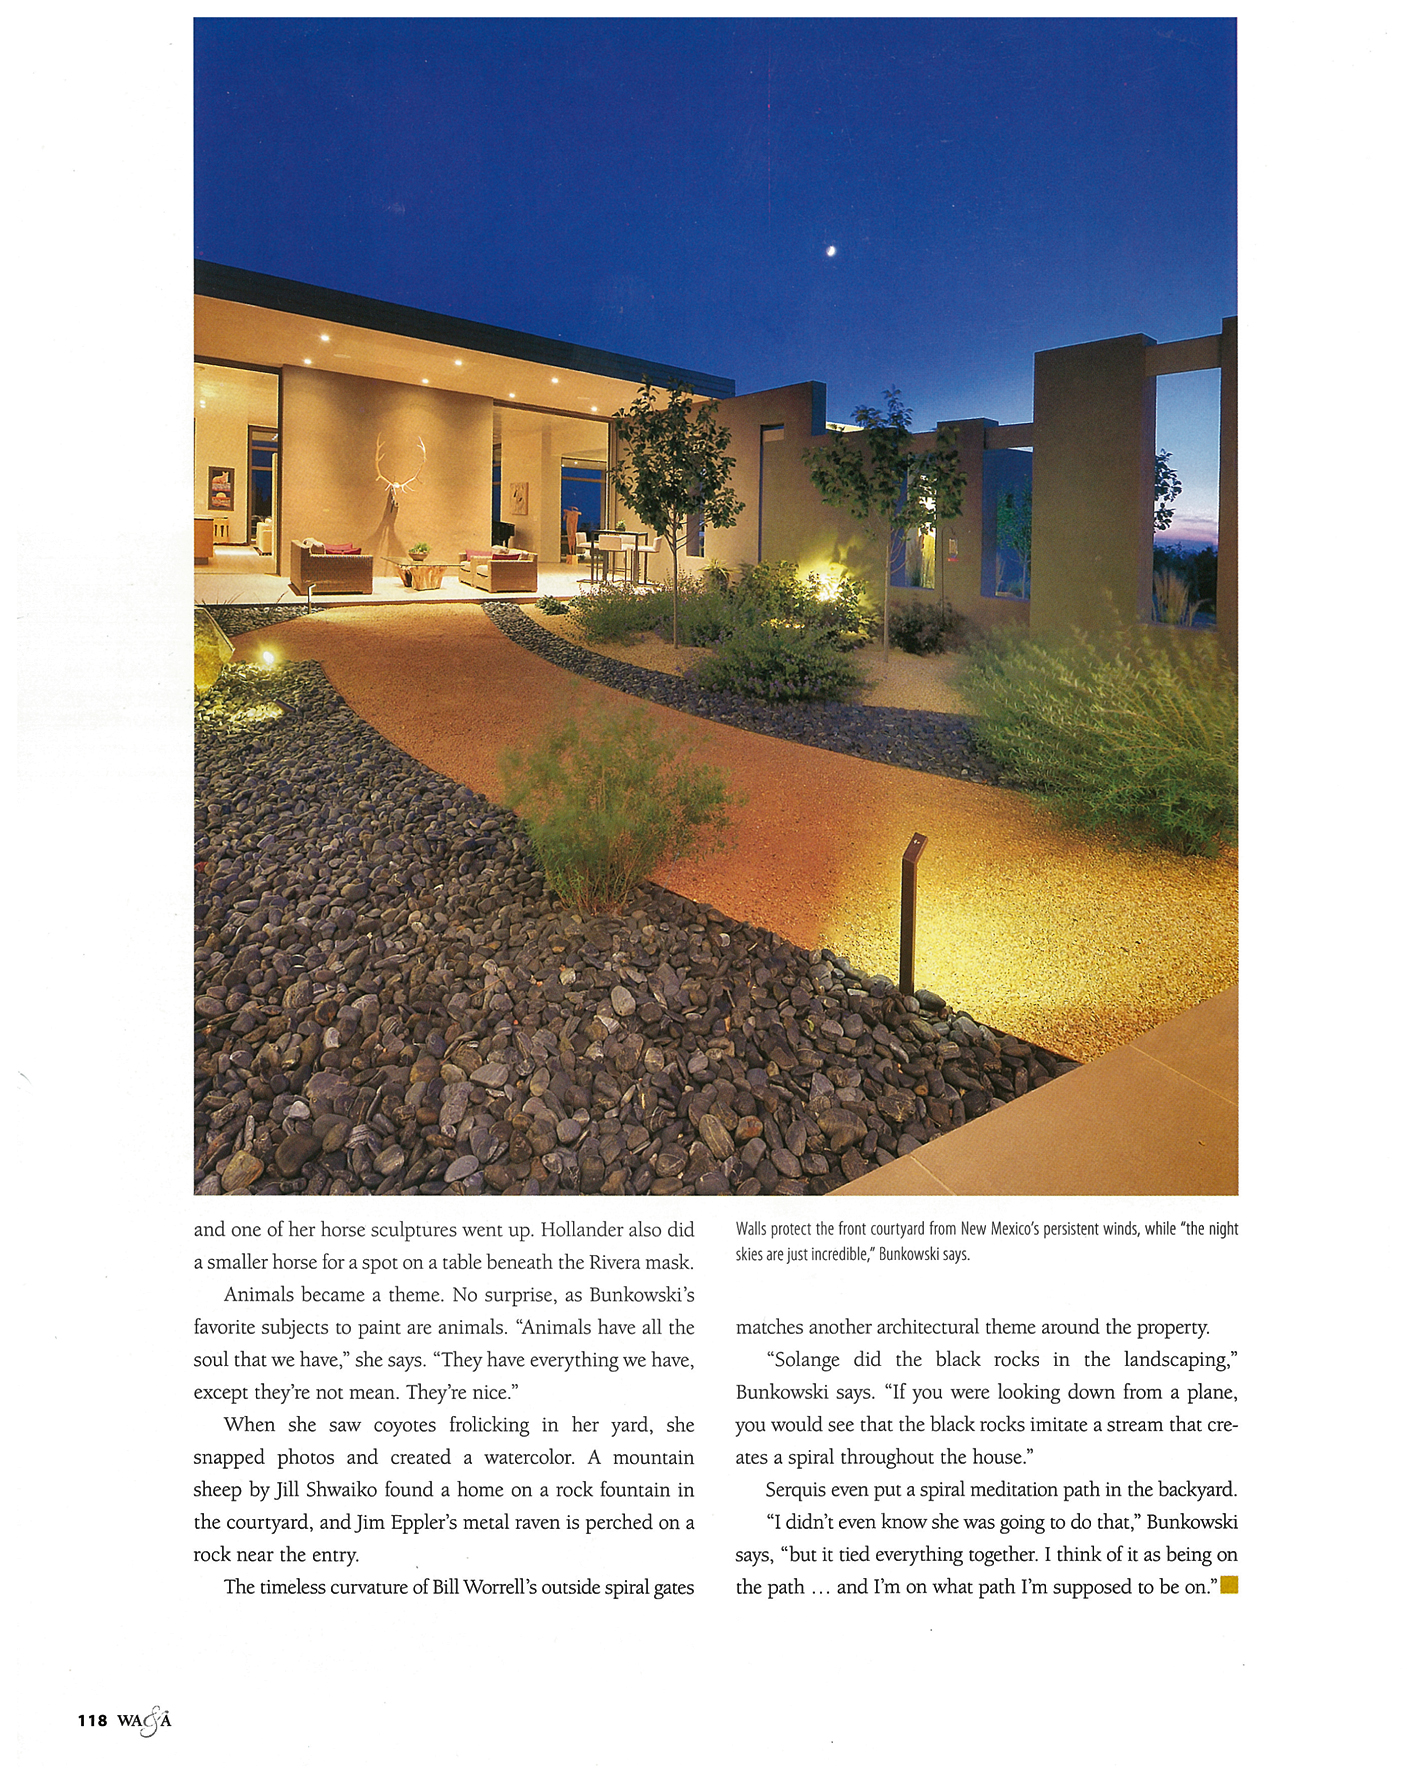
[290,539,374,597]
[459,550,538,594]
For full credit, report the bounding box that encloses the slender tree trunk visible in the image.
[882,525,896,667]
[670,520,680,649]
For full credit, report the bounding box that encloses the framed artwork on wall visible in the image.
[507,480,529,518]
[208,466,234,510]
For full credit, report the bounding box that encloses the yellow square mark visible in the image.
[1219,1575,1238,1594]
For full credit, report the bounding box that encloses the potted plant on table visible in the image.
[409,542,430,562]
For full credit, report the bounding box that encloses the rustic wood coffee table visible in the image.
[397,560,457,591]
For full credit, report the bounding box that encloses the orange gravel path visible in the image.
[234,605,1237,1064]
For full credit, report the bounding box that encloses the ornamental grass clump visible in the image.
[568,581,671,644]
[958,622,1237,855]
[694,618,867,703]
[499,703,743,914]
[1151,568,1205,628]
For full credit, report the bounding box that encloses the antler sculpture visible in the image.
[375,435,427,505]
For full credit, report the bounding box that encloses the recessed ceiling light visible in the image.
[508,392,516,399]
[320,333,330,342]
[590,406,597,413]
[454,359,463,366]
[303,357,312,365]
[421,377,429,385]
[551,377,559,384]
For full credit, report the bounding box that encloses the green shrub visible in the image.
[536,592,570,616]
[662,575,759,646]
[499,703,743,914]
[568,581,671,644]
[695,619,867,703]
[958,622,1237,854]
[733,561,867,631]
[889,597,962,656]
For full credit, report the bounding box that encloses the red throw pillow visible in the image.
[324,543,360,555]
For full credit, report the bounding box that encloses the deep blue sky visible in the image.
[195,17,1235,543]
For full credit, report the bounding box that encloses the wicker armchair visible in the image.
[290,540,374,596]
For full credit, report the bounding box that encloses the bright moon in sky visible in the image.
[826,245,836,257]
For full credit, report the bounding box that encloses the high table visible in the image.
[591,530,648,582]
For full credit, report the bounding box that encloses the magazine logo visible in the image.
[116,1707,171,1738]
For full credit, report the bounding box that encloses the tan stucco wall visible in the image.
[705,384,835,578]
[194,364,277,544]
[279,366,494,576]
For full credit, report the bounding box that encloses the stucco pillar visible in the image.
[1217,316,1237,668]
[1030,333,1156,638]
[933,419,993,609]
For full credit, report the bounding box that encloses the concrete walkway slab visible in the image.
[835,988,1237,1197]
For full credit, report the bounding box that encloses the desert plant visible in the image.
[568,581,671,644]
[499,703,742,914]
[702,560,733,595]
[889,597,962,656]
[536,592,571,615]
[694,619,867,703]
[958,620,1237,854]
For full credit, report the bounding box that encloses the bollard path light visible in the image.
[899,833,928,997]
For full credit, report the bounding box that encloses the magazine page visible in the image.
[11,8,1394,1782]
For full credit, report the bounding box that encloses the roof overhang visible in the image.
[194,261,734,420]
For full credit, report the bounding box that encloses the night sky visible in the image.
[195,17,1235,544]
